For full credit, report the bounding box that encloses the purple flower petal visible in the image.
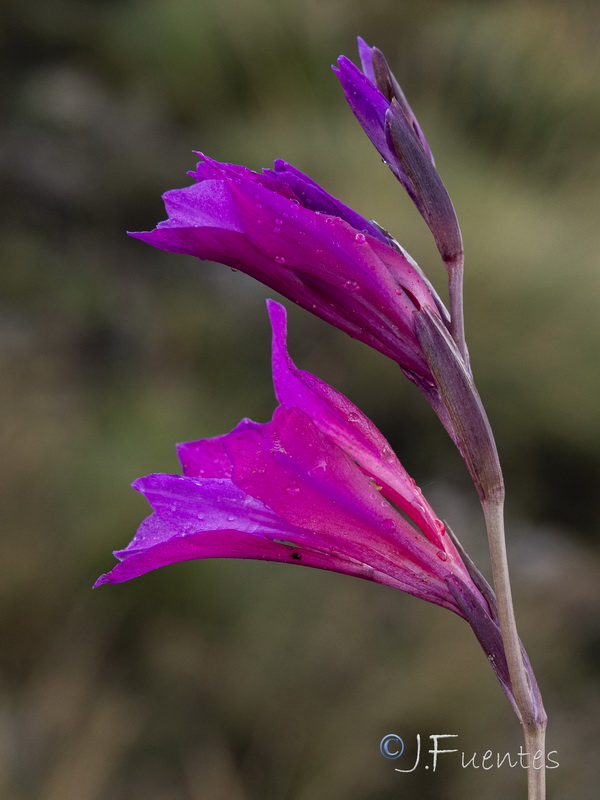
[94,476,387,587]
[334,55,396,167]
[176,418,262,478]
[264,159,389,245]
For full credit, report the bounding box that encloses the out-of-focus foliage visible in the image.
[1,0,599,798]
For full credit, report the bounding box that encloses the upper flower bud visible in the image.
[334,38,464,274]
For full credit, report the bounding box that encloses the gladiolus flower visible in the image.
[130,155,453,420]
[96,301,519,709]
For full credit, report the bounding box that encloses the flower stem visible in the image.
[525,723,547,800]
[448,256,470,372]
[482,496,547,800]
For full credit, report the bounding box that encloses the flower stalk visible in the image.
[482,496,547,800]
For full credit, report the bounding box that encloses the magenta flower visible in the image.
[130,155,452,409]
[96,301,519,707]
[334,38,463,273]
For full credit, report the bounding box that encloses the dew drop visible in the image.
[435,519,446,535]
[394,288,402,295]
[354,233,367,243]
[345,279,360,291]
[273,227,281,234]
[274,255,286,264]
[437,551,448,561]
[227,515,235,522]
[348,411,359,422]
[286,484,300,495]
[382,518,395,531]
[275,218,283,225]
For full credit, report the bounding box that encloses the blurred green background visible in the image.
[1,0,599,797]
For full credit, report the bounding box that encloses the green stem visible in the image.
[482,496,547,800]
[525,722,547,800]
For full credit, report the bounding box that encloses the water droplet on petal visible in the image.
[286,484,300,495]
[275,218,283,225]
[435,519,446,535]
[394,288,402,295]
[345,280,360,291]
[354,233,367,243]
[230,267,238,273]
[273,227,281,234]
[274,255,286,264]
[348,411,359,422]
[382,518,395,531]
[227,515,235,522]
[437,551,448,561]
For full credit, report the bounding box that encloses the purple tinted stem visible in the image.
[448,253,470,370]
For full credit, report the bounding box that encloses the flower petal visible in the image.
[94,475,384,586]
[177,418,261,478]
[264,159,389,244]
